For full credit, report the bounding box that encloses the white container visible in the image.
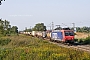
[32,31,36,36]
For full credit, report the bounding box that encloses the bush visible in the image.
[74,39,78,42]
[78,39,84,43]
[83,36,90,44]
[0,38,11,46]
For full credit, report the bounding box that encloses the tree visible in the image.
[0,25,4,35]
[4,20,10,30]
[0,18,19,36]
[11,26,18,34]
[3,20,11,35]
[32,23,47,31]
[24,28,32,32]
[0,19,4,36]
[23,27,32,32]
[76,26,90,33]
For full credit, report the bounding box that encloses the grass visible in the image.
[75,32,90,39]
[0,34,90,60]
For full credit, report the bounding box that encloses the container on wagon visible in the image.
[42,31,47,38]
[32,31,37,36]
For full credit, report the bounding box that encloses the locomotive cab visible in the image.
[63,30,74,43]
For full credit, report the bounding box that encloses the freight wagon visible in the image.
[32,31,47,38]
[46,30,52,39]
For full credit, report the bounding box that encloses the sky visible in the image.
[0,0,90,31]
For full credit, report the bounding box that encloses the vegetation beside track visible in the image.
[0,35,90,60]
[75,36,90,45]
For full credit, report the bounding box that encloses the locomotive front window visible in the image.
[64,31,74,36]
[65,32,69,36]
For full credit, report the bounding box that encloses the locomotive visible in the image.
[50,28,74,43]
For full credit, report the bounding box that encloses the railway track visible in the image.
[44,38,90,53]
[73,45,90,52]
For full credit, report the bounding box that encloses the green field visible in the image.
[0,34,90,60]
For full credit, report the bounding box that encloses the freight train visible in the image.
[20,28,75,43]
